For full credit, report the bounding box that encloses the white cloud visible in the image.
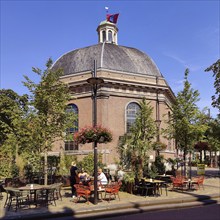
[163,52,202,72]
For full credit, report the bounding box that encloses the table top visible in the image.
[143,178,165,183]
[18,184,51,191]
[157,175,173,177]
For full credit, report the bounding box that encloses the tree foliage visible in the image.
[0,89,28,146]
[0,59,77,179]
[205,59,220,115]
[22,58,76,184]
[118,98,156,179]
[23,59,76,150]
[0,89,29,177]
[164,69,208,174]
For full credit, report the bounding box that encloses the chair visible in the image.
[159,182,168,196]
[46,187,57,206]
[37,187,57,207]
[140,179,156,197]
[74,184,91,204]
[192,176,205,190]
[170,176,187,191]
[0,183,4,200]
[133,178,143,195]
[104,182,121,202]
[50,183,63,200]
[4,188,30,211]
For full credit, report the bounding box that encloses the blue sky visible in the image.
[1,0,219,117]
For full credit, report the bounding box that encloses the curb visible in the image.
[74,194,220,219]
[2,193,219,220]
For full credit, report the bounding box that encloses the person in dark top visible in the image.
[70,161,78,198]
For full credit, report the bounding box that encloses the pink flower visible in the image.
[73,125,113,144]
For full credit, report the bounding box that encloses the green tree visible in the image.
[118,98,156,179]
[164,69,208,176]
[204,118,220,167]
[0,89,29,177]
[0,89,28,146]
[205,59,220,115]
[23,58,76,184]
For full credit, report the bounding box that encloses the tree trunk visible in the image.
[183,150,187,177]
[214,152,218,168]
[44,147,48,185]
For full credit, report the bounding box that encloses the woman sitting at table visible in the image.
[97,168,108,186]
[78,169,89,183]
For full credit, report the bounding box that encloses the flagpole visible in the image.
[105,6,109,16]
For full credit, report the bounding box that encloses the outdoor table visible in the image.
[90,185,105,201]
[156,175,173,184]
[18,184,51,206]
[143,178,166,196]
[183,179,197,190]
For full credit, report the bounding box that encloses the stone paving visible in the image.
[0,168,219,219]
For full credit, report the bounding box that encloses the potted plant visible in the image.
[74,125,113,144]
[148,164,158,180]
[123,171,135,194]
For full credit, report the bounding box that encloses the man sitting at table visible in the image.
[98,168,108,186]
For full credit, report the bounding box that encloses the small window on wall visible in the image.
[65,104,78,151]
[126,102,140,133]
[65,141,78,151]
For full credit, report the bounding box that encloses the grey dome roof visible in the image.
[52,43,162,77]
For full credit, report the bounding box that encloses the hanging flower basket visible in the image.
[73,125,113,144]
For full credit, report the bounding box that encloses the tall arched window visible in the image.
[65,104,78,151]
[108,30,113,42]
[126,102,140,133]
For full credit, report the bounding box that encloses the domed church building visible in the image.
[52,17,176,165]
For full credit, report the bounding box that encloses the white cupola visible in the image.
[97,20,118,45]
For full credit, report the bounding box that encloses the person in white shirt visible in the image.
[117,167,125,181]
[97,168,108,186]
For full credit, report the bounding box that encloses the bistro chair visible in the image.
[74,184,91,204]
[104,182,121,202]
[50,183,63,201]
[141,179,156,197]
[4,188,30,211]
[192,176,205,190]
[170,176,187,191]
[46,187,57,206]
[36,187,57,207]
[159,182,168,196]
[133,178,143,195]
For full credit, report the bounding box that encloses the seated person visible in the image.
[78,169,89,183]
[97,168,108,186]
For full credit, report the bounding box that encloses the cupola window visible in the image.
[102,31,106,42]
[108,30,113,42]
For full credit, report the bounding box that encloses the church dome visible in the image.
[52,43,162,77]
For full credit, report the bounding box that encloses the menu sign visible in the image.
[197,164,205,175]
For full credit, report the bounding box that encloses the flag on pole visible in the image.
[106,13,119,24]
[105,6,109,13]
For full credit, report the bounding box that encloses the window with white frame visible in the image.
[126,102,140,133]
[65,104,78,151]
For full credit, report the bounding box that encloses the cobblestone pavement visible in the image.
[0,168,219,219]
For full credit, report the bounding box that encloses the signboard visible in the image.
[197,164,205,175]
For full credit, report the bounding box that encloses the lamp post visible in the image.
[155,119,161,157]
[87,60,104,205]
[155,119,161,142]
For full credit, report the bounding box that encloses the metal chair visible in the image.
[74,184,91,204]
[4,188,30,211]
[140,179,156,197]
[104,183,121,202]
